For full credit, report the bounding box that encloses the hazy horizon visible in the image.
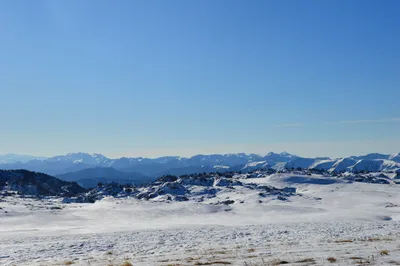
[1,139,400,160]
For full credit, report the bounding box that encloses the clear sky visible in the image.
[0,0,399,158]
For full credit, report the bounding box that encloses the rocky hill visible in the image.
[69,167,400,203]
[75,171,298,203]
[0,170,86,197]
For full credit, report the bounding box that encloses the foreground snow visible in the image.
[2,221,400,265]
[1,177,400,265]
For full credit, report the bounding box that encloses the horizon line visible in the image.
[1,150,399,161]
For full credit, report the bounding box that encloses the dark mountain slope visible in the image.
[0,169,85,196]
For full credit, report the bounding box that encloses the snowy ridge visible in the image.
[48,152,111,166]
[69,168,400,204]
[77,171,298,204]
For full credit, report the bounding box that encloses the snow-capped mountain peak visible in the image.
[389,153,400,162]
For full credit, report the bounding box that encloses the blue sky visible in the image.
[0,0,399,158]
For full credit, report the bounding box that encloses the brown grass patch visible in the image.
[120,261,133,266]
[64,262,74,265]
[366,237,393,242]
[247,248,256,253]
[380,249,390,256]
[194,262,232,265]
[334,239,353,243]
[327,257,337,263]
[349,257,371,264]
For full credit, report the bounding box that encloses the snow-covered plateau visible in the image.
[1,172,400,265]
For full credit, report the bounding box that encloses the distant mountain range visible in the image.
[0,152,399,188]
[56,167,153,189]
[0,153,47,164]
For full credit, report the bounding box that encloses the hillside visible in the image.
[0,169,85,196]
